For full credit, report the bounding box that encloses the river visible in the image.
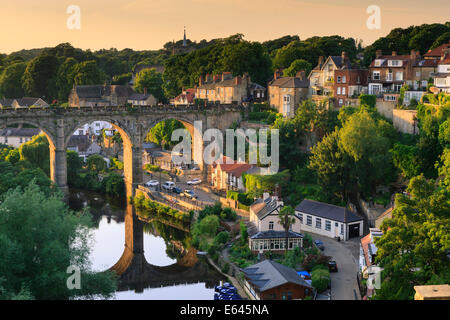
[68,188,225,300]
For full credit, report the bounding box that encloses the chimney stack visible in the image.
[341,51,348,62]
[392,51,397,56]
[234,76,242,86]
[296,70,306,80]
[199,75,203,86]
[375,50,382,58]
[144,87,147,95]
[274,69,282,80]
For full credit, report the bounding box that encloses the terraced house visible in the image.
[196,72,255,104]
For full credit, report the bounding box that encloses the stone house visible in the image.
[267,70,309,117]
[196,72,255,104]
[308,52,352,100]
[0,98,14,108]
[67,135,102,158]
[0,128,41,148]
[295,199,364,241]
[127,91,158,106]
[242,260,313,300]
[69,85,135,107]
[12,97,49,109]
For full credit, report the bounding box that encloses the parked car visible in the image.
[182,189,198,200]
[145,180,159,187]
[162,181,175,191]
[187,178,202,185]
[314,240,325,251]
[172,187,182,194]
[328,260,338,272]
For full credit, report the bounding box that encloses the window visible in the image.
[325,220,331,231]
[337,76,341,83]
[372,71,380,80]
[269,221,274,230]
[298,213,303,223]
[306,216,312,226]
[337,87,341,95]
[416,71,421,77]
[339,99,343,106]
[387,72,393,81]
[342,76,347,83]
[316,218,322,229]
[396,71,403,81]
[341,224,344,235]
[342,87,346,96]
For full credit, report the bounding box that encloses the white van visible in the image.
[162,181,175,191]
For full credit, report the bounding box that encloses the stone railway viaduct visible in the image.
[0,105,242,197]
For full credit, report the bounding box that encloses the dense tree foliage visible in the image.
[0,182,117,299]
[134,68,164,101]
[146,119,186,149]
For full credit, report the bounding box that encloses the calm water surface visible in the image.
[68,189,225,300]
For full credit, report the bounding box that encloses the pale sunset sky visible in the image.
[0,0,448,53]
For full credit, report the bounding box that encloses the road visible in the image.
[307,232,361,300]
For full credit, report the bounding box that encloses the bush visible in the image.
[222,263,230,274]
[215,231,230,245]
[359,94,377,108]
[311,268,330,293]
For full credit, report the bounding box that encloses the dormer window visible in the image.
[269,221,274,230]
[388,60,402,67]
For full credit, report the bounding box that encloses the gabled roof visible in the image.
[295,199,363,223]
[128,93,154,101]
[174,88,196,103]
[14,97,47,107]
[370,55,413,68]
[250,196,282,220]
[74,85,134,99]
[214,156,253,177]
[268,77,309,88]
[242,260,312,292]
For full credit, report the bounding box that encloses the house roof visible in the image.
[329,56,352,69]
[268,76,309,88]
[370,55,413,68]
[14,97,47,107]
[0,127,40,137]
[214,156,253,177]
[67,135,92,153]
[242,260,312,293]
[250,196,282,220]
[128,93,153,101]
[295,199,363,223]
[376,207,393,222]
[198,77,243,90]
[174,88,196,103]
[250,230,304,240]
[424,42,450,58]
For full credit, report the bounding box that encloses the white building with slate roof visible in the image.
[295,199,364,241]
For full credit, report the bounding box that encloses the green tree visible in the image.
[0,182,117,299]
[56,57,78,101]
[22,54,59,100]
[67,150,83,184]
[278,206,296,252]
[283,59,312,77]
[71,60,106,86]
[146,119,185,149]
[374,175,450,300]
[0,62,27,98]
[134,68,164,102]
[86,154,107,173]
[104,173,125,197]
[19,134,50,176]
[311,266,331,293]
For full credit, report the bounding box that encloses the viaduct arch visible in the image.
[0,105,243,197]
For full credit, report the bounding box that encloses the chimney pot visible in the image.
[392,51,397,56]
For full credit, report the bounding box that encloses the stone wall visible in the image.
[393,109,419,135]
[375,100,396,120]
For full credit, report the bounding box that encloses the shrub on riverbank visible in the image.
[134,194,191,223]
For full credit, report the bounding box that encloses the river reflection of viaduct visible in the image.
[0,105,242,197]
[110,204,224,292]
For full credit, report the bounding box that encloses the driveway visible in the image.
[307,233,361,300]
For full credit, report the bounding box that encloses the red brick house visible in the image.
[333,69,369,107]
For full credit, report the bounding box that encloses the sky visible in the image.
[0,0,448,53]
